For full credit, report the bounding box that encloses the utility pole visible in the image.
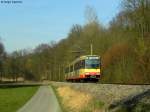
[90,44,93,55]
[58,65,61,81]
[49,70,51,81]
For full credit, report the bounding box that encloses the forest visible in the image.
[0,0,150,84]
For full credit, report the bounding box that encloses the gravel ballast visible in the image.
[51,82,150,111]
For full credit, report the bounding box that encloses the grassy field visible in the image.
[0,86,39,112]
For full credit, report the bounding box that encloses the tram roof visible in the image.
[69,55,100,65]
[78,55,99,59]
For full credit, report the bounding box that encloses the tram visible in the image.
[65,55,101,82]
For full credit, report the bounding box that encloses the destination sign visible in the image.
[86,56,99,59]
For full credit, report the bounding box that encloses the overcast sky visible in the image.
[0,0,121,53]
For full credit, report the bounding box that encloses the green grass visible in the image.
[80,99,105,112]
[0,86,39,112]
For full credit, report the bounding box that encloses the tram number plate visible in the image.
[90,75,96,78]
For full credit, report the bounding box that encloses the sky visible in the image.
[0,0,121,53]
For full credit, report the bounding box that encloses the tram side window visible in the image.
[80,60,85,68]
[74,63,77,70]
[70,65,73,72]
[74,62,79,70]
[74,62,80,70]
[74,60,85,70]
[65,67,69,73]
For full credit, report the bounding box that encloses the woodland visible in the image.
[0,0,150,83]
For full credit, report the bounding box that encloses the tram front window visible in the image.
[85,59,100,69]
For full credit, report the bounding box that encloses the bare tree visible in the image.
[85,6,98,24]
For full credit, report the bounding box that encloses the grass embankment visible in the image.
[52,85,104,112]
[0,86,39,112]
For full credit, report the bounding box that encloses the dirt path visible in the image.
[17,86,62,112]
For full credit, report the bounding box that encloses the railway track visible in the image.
[0,81,150,87]
[51,81,150,85]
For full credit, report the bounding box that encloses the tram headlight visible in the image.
[85,72,90,75]
[96,72,100,75]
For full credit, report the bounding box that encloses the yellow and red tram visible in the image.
[65,55,101,82]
